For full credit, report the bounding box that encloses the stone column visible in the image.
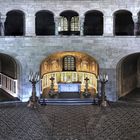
[54,16,60,35]
[0,15,6,36]
[137,57,140,87]
[103,15,113,36]
[25,14,35,36]
[132,16,138,36]
[80,16,85,35]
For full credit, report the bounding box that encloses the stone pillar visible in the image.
[132,16,138,36]
[80,16,85,35]
[25,14,35,36]
[54,16,60,35]
[0,15,6,36]
[137,57,140,87]
[103,15,113,36]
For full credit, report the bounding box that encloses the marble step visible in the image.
[39,98,99,105]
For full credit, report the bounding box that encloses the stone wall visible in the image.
[0,36,139,101]
[0,0,139,101]
[0,0,139,36]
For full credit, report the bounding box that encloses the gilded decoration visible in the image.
[41,52,98,76]
[41,52,98,96]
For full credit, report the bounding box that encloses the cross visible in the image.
[84,77,89,82]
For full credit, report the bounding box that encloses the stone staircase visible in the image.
[39,98,99,105]
[0,89,20,102]
[119,88,140,103]
[39,92,99,105]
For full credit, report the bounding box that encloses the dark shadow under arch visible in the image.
[84,10,103,35]
[114,10,134,36]
[0,53,21,101]
[116,53,140,98]
[0,53,18,79]
[5,10,25,36]
[35,10,55,35]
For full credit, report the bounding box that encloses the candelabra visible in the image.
[98,73,109,107]
[48,77,56,98]
[27,71,40,108]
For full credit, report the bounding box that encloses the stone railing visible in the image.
[0,73,18,97]
[41,71,97,93]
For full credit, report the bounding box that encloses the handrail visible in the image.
[0,73,18,97]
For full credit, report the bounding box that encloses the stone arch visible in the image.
[40,51,99,98]
[84,10,103,35]
[5,10,25,36]
[116,53,140,98]
[59,10,80,35]
[0,53,21,100]
[113,10,134,35]
[35,10,55,35]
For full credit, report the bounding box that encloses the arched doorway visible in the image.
[117,53,140,98]
[40,52,99,98]
[0,53,20,101]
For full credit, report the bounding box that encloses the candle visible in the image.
[106,75,108,81]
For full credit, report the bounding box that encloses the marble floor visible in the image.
[0,90,140,140]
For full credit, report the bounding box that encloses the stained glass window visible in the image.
[63,56,76,71]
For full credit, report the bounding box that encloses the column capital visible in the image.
[1,15,6,23]
[103,15,110,17]
[80,16,85,20]
[54,16,60,21]
[132,16,138,23]
[26,13,35,17]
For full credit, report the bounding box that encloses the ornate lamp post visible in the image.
[27,71,40,108]
[98,73,109,107]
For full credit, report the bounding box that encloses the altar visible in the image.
[58,83,81,93]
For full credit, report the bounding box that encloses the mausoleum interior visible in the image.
[0,0,139,103]
[41,52,98,98]
[0,1,140,140]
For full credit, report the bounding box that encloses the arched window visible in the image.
[114,10,134,35]
[84,10,103,35]
[5,10,24,36]
[71,16,79,31]
[59,10,80,35]
[59,17,68,31]
[35,10,55,35]
[63,56,76,71]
